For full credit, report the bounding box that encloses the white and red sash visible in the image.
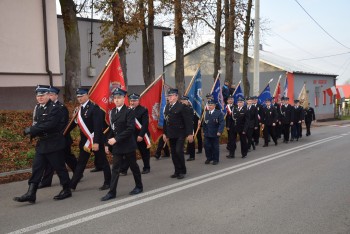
[226,105,232,116]
[77,108,94,153]
[135,118,151,148]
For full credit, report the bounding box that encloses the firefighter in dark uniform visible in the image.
[246,96,259,151]
[38,86,77,189]
[181,96,196,161]
[280,96,294,143]
[203,100,225,165]
[120,93,151,175]
[14,85,72,203]
[101,88,143,201]
[261,98,278,147]
[226,97,249,158]
[252,96,263,146]
[225,95,234,152]
[304,103,316,136]
[66,88,111,191]
[291,99,303,141]
[163,89,194,179]
[272,97,283,139]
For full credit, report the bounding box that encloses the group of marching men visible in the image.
[13,84,315,204]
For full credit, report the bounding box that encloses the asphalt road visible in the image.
[1,124,350,234]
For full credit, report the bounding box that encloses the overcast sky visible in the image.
[56,0,350,84]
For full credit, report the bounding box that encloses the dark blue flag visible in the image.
[187,69,203,117]
[211,78,226,113]
[258,84,272,105]
[233,83,244,104]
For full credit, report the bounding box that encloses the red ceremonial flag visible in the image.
[89,52,128,123]
[274,81,281,103]
[139,76,164,142]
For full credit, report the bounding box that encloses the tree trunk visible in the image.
[242,0,252,96]
[174,0,185,95]
[224,0,229,82]
[213,0,222,80]
[111,0,128,86]
[226,0,236,84]
[139,0,151,86]
[147,0,155,82]
[59,0,81,102]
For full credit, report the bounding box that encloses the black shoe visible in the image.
[177,174,185,179]
[242,154,247,158]
[129,187,143,195]
[99,184,110,191]
[53,188,72,200]
[38,182,51,189]
[252,144,256,150]
[187,158,195,161]
[226,155,235,159]
[196,151,202,154]
[212,161,218,165]
[274,141,278,146]
[13,184,37,204]
[205,160,211,164]
[170,174,179,178]
[263,144,268,147]
[90,168,102,173]
[142,169,150,174]
[101,192,116,201]
[154,154,161,160]
[119,172,127,176]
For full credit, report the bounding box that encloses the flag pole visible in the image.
[184,65,200,96]
[231,80,242,97]
[194,72,220,138]
[64,40,124,136]
[139,72,166,97]
[273,75,282,98]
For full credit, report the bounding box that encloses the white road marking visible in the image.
[8,135,343,234]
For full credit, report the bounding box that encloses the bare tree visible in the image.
[174,0,185,94]
[224,0,236,84]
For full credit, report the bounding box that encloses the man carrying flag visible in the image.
[66,88,111,192]
[120,93,151,175]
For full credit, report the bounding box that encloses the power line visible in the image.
[299,51,350,61]
[294,0,350,50]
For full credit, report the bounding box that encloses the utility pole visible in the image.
[253,0,260,95]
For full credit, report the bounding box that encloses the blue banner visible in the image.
[233,83,244,104]
[187,69,203,117]
[211,78,226,113]
[158,82,169,128]
[258,84,272,105]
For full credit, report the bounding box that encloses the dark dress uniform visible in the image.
[14,96,71,203]
[225,103,234,151]
[186,106,197,160]
[291,104,303,141]
[253,103,263,145]
[304,106,315,136]
[67,100,111,190]
[280,103,294,143]
[227,105,249,158]
[121,104,151,173]
[261,104,278,146]
[246,104,259,150]
[203,108,225,163]
[102,104,143,201]
[164,101,193,178]
[154,136,170,159]
[274,102,282,138]
[39,100,77,188]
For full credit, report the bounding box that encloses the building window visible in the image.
[315,87,320,107]
[323,90,326,105]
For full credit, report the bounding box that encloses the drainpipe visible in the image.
[42,0,53,85]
